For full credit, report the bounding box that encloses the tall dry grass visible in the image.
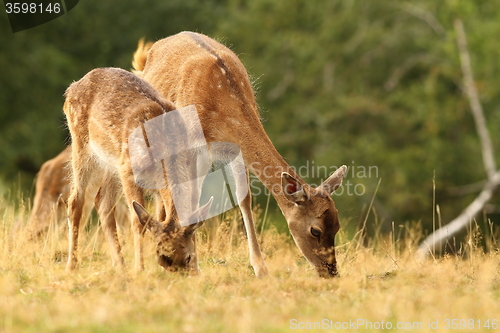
[0,195,499,333]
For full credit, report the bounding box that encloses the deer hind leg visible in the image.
[66,151,99,271]
[94,172,125,270]
[119,168,145,272]
[230,163,268,277]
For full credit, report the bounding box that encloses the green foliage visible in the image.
[1,0,500,232]
[0,0,229,187]
[215,0,500,229]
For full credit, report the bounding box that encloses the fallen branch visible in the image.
[418,172,500,258]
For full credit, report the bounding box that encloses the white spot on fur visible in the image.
[229,118,240,126]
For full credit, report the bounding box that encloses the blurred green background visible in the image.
[1,0,500,238]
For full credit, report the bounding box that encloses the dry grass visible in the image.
[1,197,500,333]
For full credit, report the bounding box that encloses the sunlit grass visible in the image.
[1,200,499,333]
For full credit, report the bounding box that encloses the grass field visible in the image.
[1,195,499,333]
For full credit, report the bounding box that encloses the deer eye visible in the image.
[186,255,191,264]
[310,227,321,239]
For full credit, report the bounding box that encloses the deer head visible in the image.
[132,197,213,272]
[280,166,347,277]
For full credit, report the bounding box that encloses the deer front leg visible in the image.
[94,176,125,270]
[239,190,269,277]
[132,208,145,272]
[231,164,268,277]
[119,169,145,272]
[154,192,166,221]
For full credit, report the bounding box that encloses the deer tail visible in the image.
[131,37,153,75]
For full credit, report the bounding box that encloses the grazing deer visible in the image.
[132,32,347,277]
[27,146,72,238]
[27,146,158,239]
[27,147,99,239]
[64,67,212,272]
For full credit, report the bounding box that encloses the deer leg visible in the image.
[79,190,94,232]
[66,151,96,271]
[231,163,268,277]
[119,169,145,272]
[94,174,125,270]
[66,187,84,271]
[155,192,166,221]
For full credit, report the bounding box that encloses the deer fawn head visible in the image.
[280,166,346,277]
[132,197,213,272]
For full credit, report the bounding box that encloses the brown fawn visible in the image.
[133,32,347,277]
[27,146,73,238]
[64,67,212,272]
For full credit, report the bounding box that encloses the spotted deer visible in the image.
[64,67,212,272]
[133,32,347,277]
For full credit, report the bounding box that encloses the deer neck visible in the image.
[236,123,299,211]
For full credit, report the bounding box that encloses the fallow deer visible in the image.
[27,146,157,240]
[27,146,72,238]
[27,147,100,239]
[64,67,212,272]
[132,32,347,277]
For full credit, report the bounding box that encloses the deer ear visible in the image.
[319,165,347,195]
[184,196,214,232]
[132,201,162,232]
[281,172,309,205]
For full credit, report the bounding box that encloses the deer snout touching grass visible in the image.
[64,67,212,273]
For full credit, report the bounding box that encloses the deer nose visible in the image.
[318,261,338,278]
[158,254,174,268]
